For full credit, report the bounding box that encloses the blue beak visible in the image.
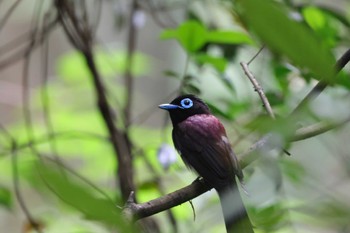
[159,104,182,110]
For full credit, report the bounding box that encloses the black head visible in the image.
[159,94,211,126]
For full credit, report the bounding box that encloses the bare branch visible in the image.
[125,108,350,221]
[292,116,350,141]
[240,62,276,119]
[247,46,264,65]
[11,142,43,233]
[0,0,22,32]
[0,17,58,70]
[123,179,210,221]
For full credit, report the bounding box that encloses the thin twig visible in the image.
[292,116,350,141]
[0,19,58,70]
[55,0,135,201]
[91,0,102,36]
[17,3,47,231]
[139,0,177,28]
[247,46,264,65]
[124,0,138,128]
[123,110,350,221]
[179,53,190,93]
[240,62,276,119]
[0,0,23,32]
[41,11,54,151]
[11,142,43,233]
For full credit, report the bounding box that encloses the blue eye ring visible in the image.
[180,98,193,109]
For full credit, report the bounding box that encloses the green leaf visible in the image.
[303,6,327,30]
[302,6,339,48]
[194,53,228,72]
[265,91,285,106]
[271,60,292,94]
[335,71,350,89]
[0,186,12,209]
[163,70,180,79]
[160,20,207,52]
[206,31,254,45]
[279,159,305,184]
[160,20,253,53]
[237,0,336,82]
[251,203,288,231]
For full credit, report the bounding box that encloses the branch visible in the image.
[292,116,350,141]
[0,17,58,70]
[123,179,210,221]
[123,111,350,221]
[291,48,350,114]
[11,142,43,233]
[121,47,350,222]
[55,0,135,201]
[240,61,275,119]
[0,0,22,31]
[124,0,138,127]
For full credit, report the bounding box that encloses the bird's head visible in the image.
[159,94,211,126]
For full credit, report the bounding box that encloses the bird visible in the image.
[159,94,253,233]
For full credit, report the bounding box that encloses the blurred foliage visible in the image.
[0,0,350,233]
[57,49,150,83]
[237,0,336,83]
[160,20,253,53]
[33,160,129,229]
[0,186,12,209]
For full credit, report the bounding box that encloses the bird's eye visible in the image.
[180,98,193,109]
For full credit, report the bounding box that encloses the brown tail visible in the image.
[217,184,254,233]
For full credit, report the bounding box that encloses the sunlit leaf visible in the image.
[302,6,339,48]
[237,0,336,82]
[160,20,253,53]
[315,5,350,28]
[206,31,254,45]
[303,6,327,30]
[160,20,207,52]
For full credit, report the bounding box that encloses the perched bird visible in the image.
[159,94,253,233]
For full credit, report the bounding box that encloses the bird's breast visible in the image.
[177,114,226,139]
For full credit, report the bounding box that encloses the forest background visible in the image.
[0,0,350,232]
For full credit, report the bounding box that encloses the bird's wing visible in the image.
[173,115,242,189]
